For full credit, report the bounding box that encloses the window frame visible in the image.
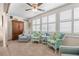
[59,9,72,33]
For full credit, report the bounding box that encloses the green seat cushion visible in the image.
[50,40,55,44]
[48,39,55,44]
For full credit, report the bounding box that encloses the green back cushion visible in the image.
[60,32,64,39]
[32,31,42,37]
[54,32,64,39]
[32,32,37,36]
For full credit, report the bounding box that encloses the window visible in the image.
[74,7,79,19]
[48,24,56,32]
[74,7,79,33]
[60,22,72,33]
[32,19,40,31]
[32,20,36,24]
[36,25,40,31]
[60,10,72,21]
[60,10,72,33]
[32,25,36,31]
[36,19,40,24]
[42,24,47,32]
[48,14,56,23]
[42,16,47,24]
[74,21,79,33]
[48,14,56,32]
[42,16,47,32]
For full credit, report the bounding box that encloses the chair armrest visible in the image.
[60,45,79,49]
[19,34,23,37]
[59,45,79,54]
[54,39,62,49]
[55,39,62,44]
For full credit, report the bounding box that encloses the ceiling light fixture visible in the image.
[32,3,38,12]
[26,3,44,12]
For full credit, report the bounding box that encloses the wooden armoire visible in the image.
[12,20,24,40]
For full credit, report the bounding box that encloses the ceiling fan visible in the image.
[25,3,45,12]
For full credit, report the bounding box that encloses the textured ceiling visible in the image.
[8,3,65,20]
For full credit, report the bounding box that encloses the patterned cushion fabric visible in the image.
[55,32,61,39]
[32,32,37,38]
[54,32,64,40]
[47,34,55,43]
[39,32,43,37]
[53,32,56,40]
[48,40,55,44]
[60,32,65,39]
[47,32,65,49]
[31,31,42,38]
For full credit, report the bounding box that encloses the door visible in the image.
[19,22,24,34]
[12,20,24,40]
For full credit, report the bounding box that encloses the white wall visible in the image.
[8,19,12,40]
[0,4,3,41]
[3,12,8,47]
[0,27,3,41]
[24,21,29,34]
[0,3,8,47]
[0,15,3,41]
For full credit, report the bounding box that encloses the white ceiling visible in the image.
[8,3,66,20]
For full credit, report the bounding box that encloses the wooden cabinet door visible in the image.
[19,22,24,34]
[12,20,24,40]
[12,21,19,34]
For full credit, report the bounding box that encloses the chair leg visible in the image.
[55,48,61,56]
[54,49,57,55]
[59,50,61,56]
